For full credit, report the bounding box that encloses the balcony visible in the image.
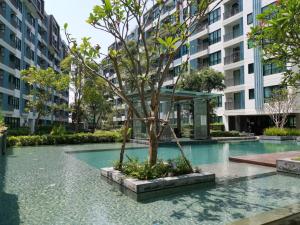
[190,23,208,36]
[224,29,243,42]
[190,42,209,55]
[225,101,244,110]
[223,6,242,20]
[224,51,242,65]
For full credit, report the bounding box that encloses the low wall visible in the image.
[277,159,300,175]
[101,167,215,193]
[260,136,297,141]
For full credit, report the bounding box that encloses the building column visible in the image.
[194,98,208,139]
[296,114,300,129]
[253,0,264,111]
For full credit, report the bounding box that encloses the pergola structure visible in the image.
[130,88,221,141]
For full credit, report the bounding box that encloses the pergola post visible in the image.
[194,98,208,139]
[176,103,182,138]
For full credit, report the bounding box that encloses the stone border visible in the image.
[277,158,300,175]
[260,135,297,141]
[100,167,215,193]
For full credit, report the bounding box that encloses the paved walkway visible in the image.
[200,162,276,183]
[229,151,300,167]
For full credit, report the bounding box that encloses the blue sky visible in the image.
[44,0,113,54]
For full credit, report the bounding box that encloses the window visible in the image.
[209,29,221,45]
[247,13,253,25]
[216,96,222,107]
[232,24,241,38]
[190,58,198,71]
[209,51,221,66]
[233,70,241,85]
[8,95,19,110]
[4,117,20,128]
[264,85,280,99]
[208,8,221,25]
[249,89,255,99]
[248,63,254,74]
[0,23,5,38]
[0,69,3,86]
[263,63,285,76]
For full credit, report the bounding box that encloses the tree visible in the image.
[64,0,220,167]
[180,68,225,134]
[61,55,86,131]
[265,88,297,128]
[249,0,300,87]
[180,68,225,92]
[83,77,112,132]
[21,67,70,131]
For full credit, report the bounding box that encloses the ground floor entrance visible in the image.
[227,114,299,135]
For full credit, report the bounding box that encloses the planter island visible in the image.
[277,158,300,175]
[101,167,215,193]
[259,135,297,141]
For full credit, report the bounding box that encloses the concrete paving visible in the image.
[229,151,300,167]
[200,162,276,183]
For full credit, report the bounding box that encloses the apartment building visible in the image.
[0,0,69,128]
[103,0,300,134]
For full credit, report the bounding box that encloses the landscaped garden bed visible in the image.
[7,130,123,147]
[101,157,215,193]
[260,127,300,141]
[277,158,300,175]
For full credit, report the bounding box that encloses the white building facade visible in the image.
[104,0,300,134]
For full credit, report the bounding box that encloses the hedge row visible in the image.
[7,131,122,147]
[210,130,240,137]
[264,127,300,136]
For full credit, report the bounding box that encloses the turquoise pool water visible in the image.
[1,142,300,225]
[74,140,300,168]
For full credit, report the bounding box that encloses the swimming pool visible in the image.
[1,142,300,225]
[74,140,300,168]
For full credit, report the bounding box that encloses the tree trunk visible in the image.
[148,121,158,166]
[118,109,132,170]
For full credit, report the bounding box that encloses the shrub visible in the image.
[210,130,240,137]
[210,123,225,131]
[119,156,193,180]
[264,127,300,136]
[7,130,123,147]
[50,125,66,136]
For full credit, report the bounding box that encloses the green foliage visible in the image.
[7,130,123,147]
[210,123,225,131]
[180,68,225,92]
[50,125,67,136]
[264,127,300,136]
[0,112,5,131]
[7,127,31,136]
[118,156,193,180]
[210,131,240,137]
[21,67,70,128]
[249,0,300,86]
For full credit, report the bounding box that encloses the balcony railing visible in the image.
[191,23,208,35]
[225,101,244,110]
[191,42,209,55]
[224,29,243,42]
[224,51,242,65]
[224,7,242,19]
[225,78,244,87]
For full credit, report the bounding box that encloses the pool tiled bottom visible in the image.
[0,144,300,225]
